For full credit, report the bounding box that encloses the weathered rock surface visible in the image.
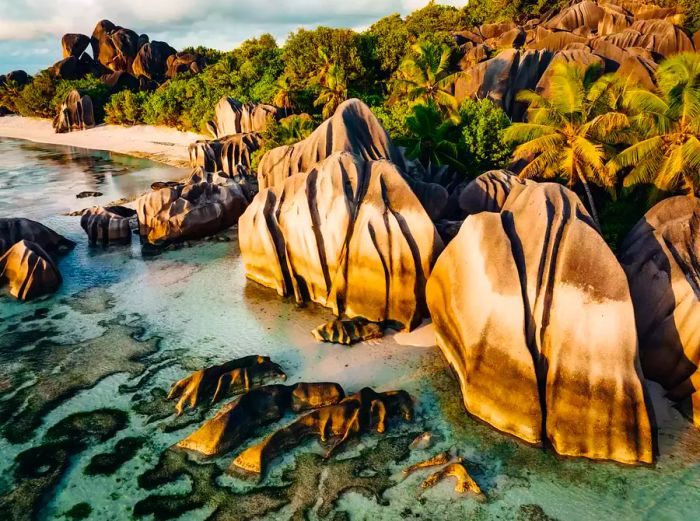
[618,196,700,426]
[80,206,136,246]
[132,41,177,80]
[0,240,62,300]
[90,20,139,73]
[230,387,413,478]
[61,33,90,58]
[426,182,652,464]
[166,52,206,78]
[51,56,80,80]
[458,170,532,216]
[257,99,406,190]
[240,152,443,330]
[0,218,75,256]
[135,169,249,246]
[312,317,384,345]
[52,89,95,133]
[206,98,277,139]
[176,382,345,457]
[188,133,261,176]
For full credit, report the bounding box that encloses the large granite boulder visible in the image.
[90,20,139,73]
[135,170,248,246]
[188,133,261,176]
[61,33,90,59]
[0,218,74,301]
[426,182,652,464]
[458,170,532,216]
[52,90,95,133]
[132,41,177,80]
[545,0,605,32]
[166,52,206,78]
[206,98,277,139]
[100,71,139,92]
[240,152,443,330]
[51,56,80,80]
[0,241,62,301]
[80,206,137,246]
[257,99,406,190]
[618,196,700,425]
[0,218,75,256]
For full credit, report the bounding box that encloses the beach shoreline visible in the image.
[0,115,205,168]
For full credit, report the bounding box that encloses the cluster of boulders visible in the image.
[51,20,206,88]
[0,218,74,300]
[452,0,697,118]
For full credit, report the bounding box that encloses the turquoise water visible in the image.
[0,137,699,520]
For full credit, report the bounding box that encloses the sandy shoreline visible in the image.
[0,115,206,167]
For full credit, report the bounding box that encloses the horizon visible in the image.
[0,0,465,74]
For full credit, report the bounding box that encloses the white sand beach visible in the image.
[0,116,206,167]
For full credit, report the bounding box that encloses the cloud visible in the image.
[0,0,466,72]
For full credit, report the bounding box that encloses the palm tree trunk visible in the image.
[580,176,601,230]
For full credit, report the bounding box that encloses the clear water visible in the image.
[0,137,699,520]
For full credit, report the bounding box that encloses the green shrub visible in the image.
[104,90,147,125]
[458,98,513,176]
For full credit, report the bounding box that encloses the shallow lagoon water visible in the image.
[1,138,699,520]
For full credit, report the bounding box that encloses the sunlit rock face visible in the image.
[90,20,139,73]
[618,196,700,425]
[0,240,62,300]
[458,170,532,217]
[52,89,95,134]
[452,0,696,120]
[132,41,177,81]
[240,152,443,331]
[426,182,652,464]
[188,133,261,177]
[257,99,407,190]
[135,169,248,246]
[207,97,277,139]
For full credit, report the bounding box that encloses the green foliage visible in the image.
[459,98,513,175]
[52,76,111,122]
[365,14,412,76]
[14,70,56,118]
[371,99,413,140]
[181,45,225,65]
[104,90,147,125]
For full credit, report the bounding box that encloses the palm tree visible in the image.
[393,41,458,115]
[609,52,700,196]
[398,101,465,180]
[503,62,631,227]
[314,63,348,119]
[273,74,294,116]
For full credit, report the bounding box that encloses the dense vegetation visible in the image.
[1,0,699,248]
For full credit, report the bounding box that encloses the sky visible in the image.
[0,0,466,74]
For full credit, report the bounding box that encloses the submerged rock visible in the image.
[421,462,482,495]
[230,387,413,478]
[426,182,652,464]
[176,382,345,457]
[240,152,443,331]
[0,218,75,256]
[618,196,700,425]
[167,355,286,415]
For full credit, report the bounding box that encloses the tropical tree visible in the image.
[504,62,631,227]
[392,41,458,115]
[609,52,700,197]
[398,101,464,180]
[273,74,295,116]
[314,63,348,119]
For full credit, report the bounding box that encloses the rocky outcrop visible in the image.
[61,33,90,58]
[257,99,406,190]
[166,52,206,78]
[80,206,136,246]
[0,218,75,256]
[312,317,384,345]
[230,388,413,478]
[426,182,652,464]
[90,20,140,73]
[100,71,139,92]
[0,219,73,301]
[618,196,700,426]
[135,169,249,246]
[188,133,261,176]
[0,241,62,301]
[240,152,443,330]
[206,98,277,139]
[176,382,345,457]
[132,41,177,80]
[52,89,95,133]
[458,170,532,216]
